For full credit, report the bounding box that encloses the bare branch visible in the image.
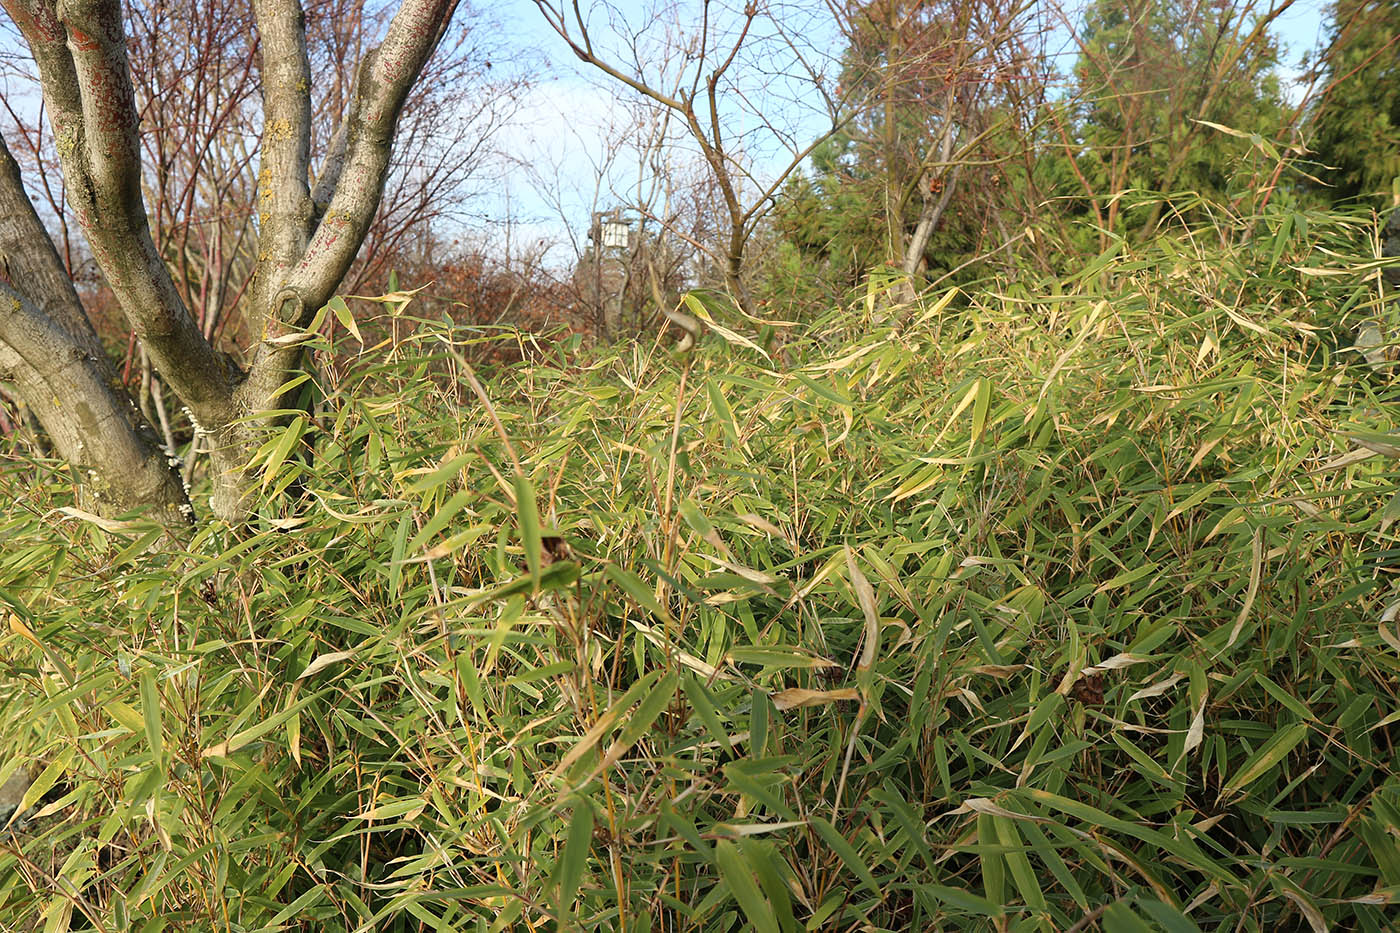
[0,134,96,349]
[309,87,351,214]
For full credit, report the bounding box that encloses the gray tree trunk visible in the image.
[0,140,191,525]
[0,0,460,524]
[900,166,962,281]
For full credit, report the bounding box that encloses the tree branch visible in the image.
[0,137,97,352]
[273,0,459,322]
[309,82,353,222]
[250,0,314,329]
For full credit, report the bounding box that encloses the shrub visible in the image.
[0,207,1397,931]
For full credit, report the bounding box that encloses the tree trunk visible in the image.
[0,139,191,525]
[901,165,962,281]
[724,244,750,317]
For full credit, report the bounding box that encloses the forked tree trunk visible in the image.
[0,0,459,524]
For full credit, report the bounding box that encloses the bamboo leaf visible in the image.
[555,796,594,906]
[139,668,162,761]
[260,415,306,492]
[1222,722,1309,798]
[405,488,474,554]
[327,296,362,344]
[296,651,355,680]
[771,687,859,710]
[706,377,740,445]
[605,565,671,623]
[714,839,778,933]
[684,675,734,754]
[810,816,881,897]
[515,473,542,589]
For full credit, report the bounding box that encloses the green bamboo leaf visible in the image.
[684,674,733,755]
[992,815,1046,911]
[706,377,740,445]
[111,527,164,566]
[1025,691,1065,734]
[266,372,314,401]
[1094,561,1160,594]
[1016,816,1090,911]
[742,838,798,933]
[887,461,942,502]
[406,452,475,494]
[925,884,1004,917]
[202,694,317,758]
[124,848,170,908]
[977,813,1006,908]
[749,688,769,756]
[405,489,474,554]
[260,415,306,491]
[515,473,542,589]
[613,671,679,752]
[1222,721,1309,797]
[869,784,936,871]
[1136,897,1206,933]
[1102,901,1155,933]
[105,700,144,736]
[8,754,68,829]
[724,768,794,820]
[605,565,671,622]
[678,499,715,540]
[1023,789,1235,884]
[355,796,426,821]
[1268,211,1293,272]
[389,513,410,596]
[727,645,836,669]
[552,668,667,777]
[1163,482,1221,522]
[476,561,581,602]
[327,295,362,343]
[555,796,594,906]
[809,816,881,897]
[970,377,992,451]
[139,667,162,761]
[1070,236,1124,283]
[792,372,852,407]
[714,839,778,933]
[1251,673,1315,723]
[266,884,334,927]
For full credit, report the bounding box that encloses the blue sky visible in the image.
[479,0,1333,267]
